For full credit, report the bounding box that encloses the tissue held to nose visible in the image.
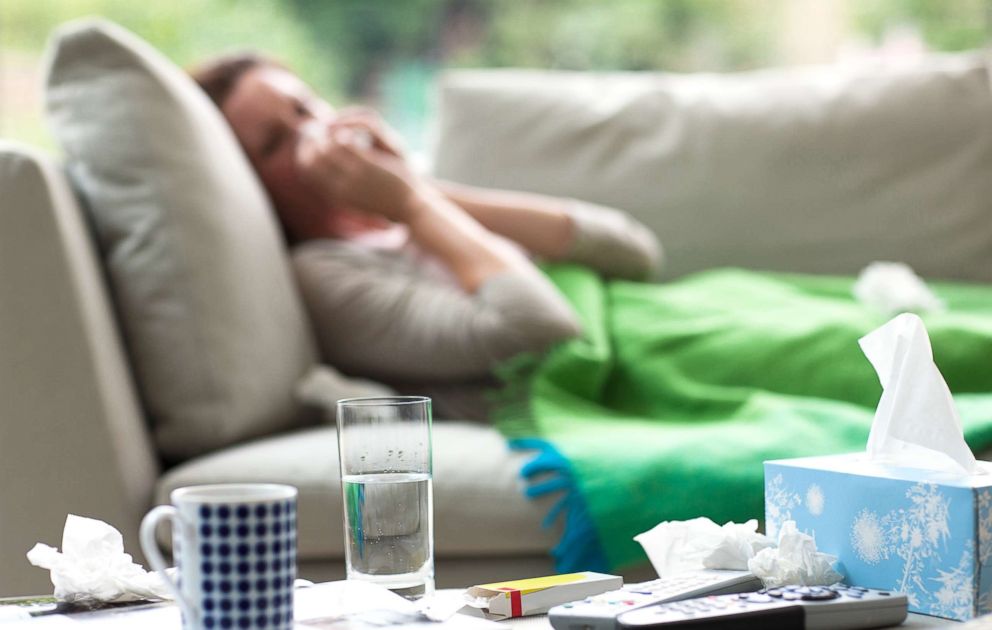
[299,119,374,151]
[26,514,173,603]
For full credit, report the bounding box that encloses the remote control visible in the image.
[616,584,907,630]
[549,570,763,630]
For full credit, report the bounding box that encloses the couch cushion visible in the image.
[156,422,558,558]
[44,19,318,461]
[433,58,992,282]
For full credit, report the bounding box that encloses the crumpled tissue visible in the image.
[633,517,775,575]
[635,517,841,587]
[853,261,944,316]
[859,312,979,475]
[747,521,843,587]
[26,514,173,603]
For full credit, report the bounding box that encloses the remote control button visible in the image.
[737,593,750,599]
[746,594,773,604]
[878,592,890,596]
[766,589,783,598]
[846,591,863,598]
[801,590,840,601]
[852,586,868,592]
[783,592,802,600]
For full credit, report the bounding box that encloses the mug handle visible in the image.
[140,505,194,622]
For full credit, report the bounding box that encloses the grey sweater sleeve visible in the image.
[562,200,663,280]
[292,241,581,382]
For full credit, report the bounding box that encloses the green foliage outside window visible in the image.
[853,0,990,51]
[1,0,989,149]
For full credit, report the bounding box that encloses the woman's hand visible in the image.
[295,124,430,224]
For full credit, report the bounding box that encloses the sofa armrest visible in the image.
[0,143,160,595]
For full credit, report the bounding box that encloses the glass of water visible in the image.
[336,396,434,599]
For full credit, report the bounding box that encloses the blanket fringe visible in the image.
[509,438,609,573]
[491,348,610,572]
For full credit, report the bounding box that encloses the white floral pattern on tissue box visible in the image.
[764,454,992,622]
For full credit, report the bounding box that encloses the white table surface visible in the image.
[496,607,959,628]
[5,584,961,627]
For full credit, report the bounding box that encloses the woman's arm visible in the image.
[296,127,535,292]
[293,242,581,382]
[325,111,662,279]
[403,189,533,292]
[436,180,664,281]
[294,133,583,380]
[433,180,576,261]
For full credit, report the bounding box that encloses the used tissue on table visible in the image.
[634,517,774,575]
[634,517,839,586]
[26,514,172,603]
[764,313,992,621]
[747,521,842,587]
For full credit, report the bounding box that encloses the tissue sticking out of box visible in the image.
[26,514,173,603]
[634,518,774,576]
[853,261,944,316]
[747,521,843,587]
[859,312,977,476]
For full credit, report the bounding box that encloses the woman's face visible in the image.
[222,66,336,232]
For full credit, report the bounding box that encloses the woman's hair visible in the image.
[189,52,281,109]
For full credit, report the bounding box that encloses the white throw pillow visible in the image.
[433,58,992,282]
[45,19,318,460]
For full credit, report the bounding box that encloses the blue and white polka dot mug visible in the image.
[140,484,298,630]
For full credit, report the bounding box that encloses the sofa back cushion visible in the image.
[45,19,318,461]
[433,57,992,282]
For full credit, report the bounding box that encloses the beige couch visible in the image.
[0,20,560,597]
[0,139,568,597]
[4,18,992,597]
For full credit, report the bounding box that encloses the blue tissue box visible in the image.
[764,453,992,621]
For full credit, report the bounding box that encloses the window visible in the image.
[1,0,989,152]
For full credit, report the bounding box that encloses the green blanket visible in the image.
[492,267,992,572]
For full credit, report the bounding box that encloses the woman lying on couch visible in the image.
[193,53,992,574]
[191,53,661,421]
